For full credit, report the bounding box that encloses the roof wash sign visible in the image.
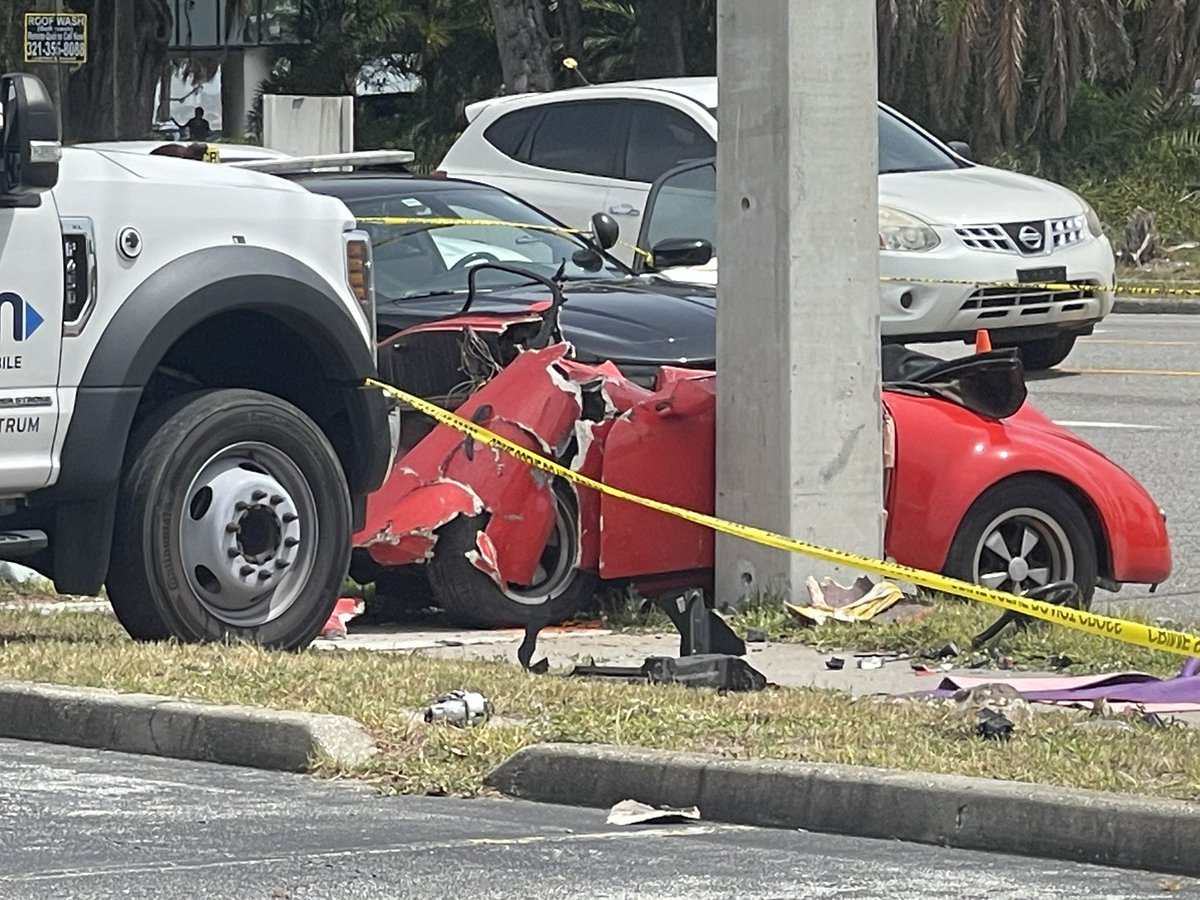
[23,13,88,65]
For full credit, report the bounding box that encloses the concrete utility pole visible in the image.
[715,0,883,604]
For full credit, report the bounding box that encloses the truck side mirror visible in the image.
[0,73,61,202]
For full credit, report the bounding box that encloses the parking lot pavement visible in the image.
[0,738,1186,900]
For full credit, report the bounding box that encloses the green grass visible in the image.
[1,604,1194,800]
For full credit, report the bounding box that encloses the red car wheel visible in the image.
[944,476,1099,608]
[427,482,598,628]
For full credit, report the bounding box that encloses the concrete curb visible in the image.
[486,743,1200,877]
[0,680,376,772]
[1113,296,1200,314]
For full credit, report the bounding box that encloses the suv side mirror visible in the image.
[651,237,713,270]
[0,73,61,203]
[947,140,972,161]
[590,212,619,250]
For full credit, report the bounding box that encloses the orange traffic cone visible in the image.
[975,329,992,354]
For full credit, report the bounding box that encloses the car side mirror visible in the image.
[651,238,713,270]
[590,212,619,250]
[0,73,60,203]
[947,140,972,161]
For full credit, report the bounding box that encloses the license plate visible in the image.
[1017,266,1067,284]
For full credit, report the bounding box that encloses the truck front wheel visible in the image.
[106,389,351,650]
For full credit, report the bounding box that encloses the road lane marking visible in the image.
[1058,367,1200,377]
[1080,339,1200,346]
[1055,421,1167,431]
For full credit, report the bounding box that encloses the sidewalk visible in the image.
[315,619,1054,695]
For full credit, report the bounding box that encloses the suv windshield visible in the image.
[347,185,629,302]
[877,108,959,174]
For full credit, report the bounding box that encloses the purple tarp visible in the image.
[925,657,1200,713]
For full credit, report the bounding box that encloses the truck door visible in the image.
[0,193,65,490]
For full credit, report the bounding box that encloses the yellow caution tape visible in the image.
[356,215,654,264]
[881,274,1200,299]
[366,377,1197,658]
[354,216,1199,299]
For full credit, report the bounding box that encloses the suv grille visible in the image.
[956,215,1088,256]
[960,281,1097,318]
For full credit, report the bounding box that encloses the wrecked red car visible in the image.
[352,267,1172,628]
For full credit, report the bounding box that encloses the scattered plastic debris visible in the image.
[423,690,494,727]
[607,799,701,826]
[320,597,364,640]
[745,627,768,643]
[976,707,1015,741]
[857,656,884,670]
[924,642,960,661]
[826,656,846,671]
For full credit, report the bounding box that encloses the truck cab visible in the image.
[0,73,395,650]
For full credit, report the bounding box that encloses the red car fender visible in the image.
[354,345,582,586]
[883,392,1171,585]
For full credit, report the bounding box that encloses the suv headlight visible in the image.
[1067,191,1103,237]
[1082,200,1103,238]
[879,207,940,252]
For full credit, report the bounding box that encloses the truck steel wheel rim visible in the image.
[972,506,1073,596]
[178,442,319,626]
[503,492,576,606]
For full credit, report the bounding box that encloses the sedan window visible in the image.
[643,162,716,252]
[349,186,629,301]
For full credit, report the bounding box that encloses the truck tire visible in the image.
[107,389,352,650]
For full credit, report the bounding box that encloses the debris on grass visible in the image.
[424,690,494,727]
[784,577,911,625]
[2,608,1200,801]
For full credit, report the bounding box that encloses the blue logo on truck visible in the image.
[0,293,44,341]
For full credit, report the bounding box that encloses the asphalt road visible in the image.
[0,739,1186,900]
[916,313,1200,622]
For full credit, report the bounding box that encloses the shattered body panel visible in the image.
[358,346,581,586]
[356,319,1171,607]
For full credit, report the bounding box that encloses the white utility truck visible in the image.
[0,73,394,650]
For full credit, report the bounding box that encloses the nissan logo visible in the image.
[1018,225,1044,250]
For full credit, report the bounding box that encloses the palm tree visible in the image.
[878,0,1138,150]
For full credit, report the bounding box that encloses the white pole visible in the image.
[715,0,883,605]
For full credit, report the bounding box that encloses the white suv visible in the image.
[438,76,1116,369]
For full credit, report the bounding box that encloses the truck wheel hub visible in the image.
[178,443,312,623]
